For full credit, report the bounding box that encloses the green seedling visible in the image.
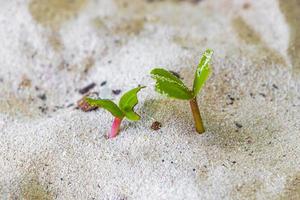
[150,49,213,134]
[86,86,145,138]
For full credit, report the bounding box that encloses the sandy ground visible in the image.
[0,0,299,199]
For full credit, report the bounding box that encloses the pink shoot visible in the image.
[109,117,123,138]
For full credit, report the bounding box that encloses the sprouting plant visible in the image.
[150,49,213,134]
[86,86,145,138]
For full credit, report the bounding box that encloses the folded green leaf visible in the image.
[193,49,213,97]
[124,110,141,121]
[85,98,124,118]
[118,86,145,121]
[119,86,145,112]
[150,68,193,100]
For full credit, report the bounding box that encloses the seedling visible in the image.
[150,49,213,134]
[86,86,145,138]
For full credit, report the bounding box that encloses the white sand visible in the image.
[0,0,299,199]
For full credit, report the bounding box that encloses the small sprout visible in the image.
[86,86,145,138]
[150,49,213,134]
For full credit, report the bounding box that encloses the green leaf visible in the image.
[150,68,193,100]
[124,111,141,121]
[193,49,213,96]
[85,98,124,118]
[119,86,145,121]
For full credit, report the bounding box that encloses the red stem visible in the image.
[109,117,123,138]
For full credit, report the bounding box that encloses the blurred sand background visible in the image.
[0,0,299,199]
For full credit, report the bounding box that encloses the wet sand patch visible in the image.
[28,0,88,53]
[20,175,53,200]
[280,172,300,200]
[29,0,87,29]
[232,16,286,65]
[278,0,300,74]
[0,94,36,118]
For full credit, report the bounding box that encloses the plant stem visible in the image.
[189,97,205,134]
[109,117,123,138]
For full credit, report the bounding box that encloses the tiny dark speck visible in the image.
[38,106,47,113]
[171,161,174,164]
[169,70,182,79]
[162,159,165,162]
[272,84,278,89]
[259,93,266,98]
[227,94,235,105]
[112,89,121,95]
[79,82,96,94]
[192,168,196,172]
[232,161,236,164]
[66,103,74,108]
[100,81,107,86]
[38,93,47,101]
[235,122,243,128]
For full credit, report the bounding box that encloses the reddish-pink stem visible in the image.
[109,117,123,138]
